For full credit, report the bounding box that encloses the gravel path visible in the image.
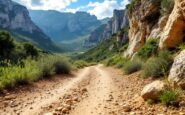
[0,65,185,115]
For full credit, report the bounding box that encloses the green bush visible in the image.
[0,55,72,90]
[137,39,158,60]
[123,58,143,74]
[141,50,173,78]
[105,55,129,68]
[147,99,154,105]
[161,0,174,15]
[160,90,179,106]
[23,43,39,58]
[126,0,136,13]
[0,59,41,89]
[73,60,90,69]
[0,31,15,59]
[53,59,71,74]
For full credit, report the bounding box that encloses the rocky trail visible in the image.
[1,65,185,115]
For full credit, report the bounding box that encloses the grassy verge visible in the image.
[0,55,72,90]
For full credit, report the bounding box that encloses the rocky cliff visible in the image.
[124,0,185,57]
[84,9,129,48]
[29,10,103,42]
[0,0,60,51]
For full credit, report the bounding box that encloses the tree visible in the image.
[23,43,39,58]
[0,31,15,59]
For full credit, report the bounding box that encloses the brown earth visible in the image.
[0,65,185,115]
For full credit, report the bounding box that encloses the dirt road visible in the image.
[0,65,185,115]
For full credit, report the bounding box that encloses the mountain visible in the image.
[84,9,129,48]
[29,10,106,45]
[0,0,61,52]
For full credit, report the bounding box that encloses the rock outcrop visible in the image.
[0,0,60,51]
[84,9,129,48]
[124,0,185,58]
[168,50,185,89]
[159,0,185,49]
[141,80,167,101]
[124,0,161,57]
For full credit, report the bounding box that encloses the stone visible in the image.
[122,105,131,112]
[141,80,167,100]
[168,50,185,89]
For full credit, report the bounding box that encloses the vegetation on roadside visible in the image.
[141,50,173,78]
[0,31,72,90]
[72,60,96,69]
[159,89,180,106]
[137,39,158,60]
[123,58,143,74]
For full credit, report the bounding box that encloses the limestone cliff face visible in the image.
[0,0,60,51]
[124,0,185,58]
[159,0,185,49]
[0,0,41,33]
[124,0,162,57]
[84,9,129,48]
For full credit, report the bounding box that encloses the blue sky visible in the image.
[13,0,130,19]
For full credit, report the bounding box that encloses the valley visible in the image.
[1,0,185,115]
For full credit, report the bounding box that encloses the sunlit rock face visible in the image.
[159,0,185,49]
[84,9,129,48]
[0,0,41,33]
[123,0,185,58]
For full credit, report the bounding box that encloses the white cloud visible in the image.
[87,0,121,20]
[18,0,78,11]
[121,0,130,9]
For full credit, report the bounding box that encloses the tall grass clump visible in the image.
[0,55,72,90]
[123,58,143,74]
[0,59,41,90]
[160,89,179,106]
[38,56,71,77]
[104,55,129,68]
[137,39,158,60]
[141,50,173,78]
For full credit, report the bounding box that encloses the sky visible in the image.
[12,0,130,19]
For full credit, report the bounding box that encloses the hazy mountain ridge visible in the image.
[29,10,107,43]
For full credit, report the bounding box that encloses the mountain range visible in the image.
[29,10,109,50]
[0,0,61,52]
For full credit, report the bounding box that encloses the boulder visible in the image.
[168,50,185,89]
[141,80,167,101]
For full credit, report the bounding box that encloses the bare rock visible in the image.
[122,105,131,112]
[168,50,185,89]
[141,80,167,101]
[160,0,185,49]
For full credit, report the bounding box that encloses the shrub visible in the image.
[0,55,72,90]
[142,57,168,78]
[53,59,71,74]
[141,50,173,78]
[73,60,89,69]
[0,59,41,90]
[39,56,71,76]
[123,58,143,74]
[137,39,158,60]
[0,31,15,59]
[161,0,174,15]
[147,99,154,105]
[126,0,136,13]
[105,55,129,68]
[160,90,179,106]
[23,43,39,58]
